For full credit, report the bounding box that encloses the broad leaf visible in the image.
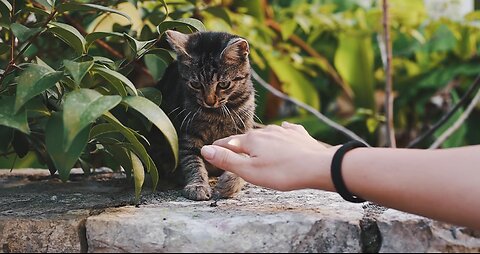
[102,112,158,185]
[131,151,145,203]
[124,33,157,58]
[334,32,375,110]
[138,87,162,106]
[93,66,138,96]
[0,43,9,55]
[10,23,43,42]
[144,54,169,82]
[64,60,94,85]
[63,89,121,151]
[58,3,131,22]
[85,31,123,50]
[0,0,12,11]
[0,97,30,134]
[157,18,206,35]
[49,22,86,54]
[46,113,89,181]
[122,96,178,167]
[15,64,63,113]
[265,54,320,110]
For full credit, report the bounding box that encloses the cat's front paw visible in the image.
[213,172,245,199]
[183,183,212,201]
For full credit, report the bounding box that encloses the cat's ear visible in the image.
[165,30,190,57]
[221,38,249,64]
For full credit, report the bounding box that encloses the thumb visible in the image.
[201,145,250,173]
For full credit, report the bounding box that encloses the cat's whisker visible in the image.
[180,111,192,131]
[187,107,201,133]
[168,107,181,116]
[223,105,239,134]
[232,109,246,131]
[173,108,187,121]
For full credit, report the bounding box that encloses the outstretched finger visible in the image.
[201,145,251,174]
[212,134,250,154]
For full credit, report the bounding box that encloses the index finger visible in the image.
[212,133,250,155]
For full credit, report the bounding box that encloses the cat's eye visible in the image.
[232,76,246,81]
[189,82,202,89]
[218,81,231,89]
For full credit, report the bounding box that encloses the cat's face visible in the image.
[166,30,252,109]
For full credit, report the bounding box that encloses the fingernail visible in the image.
[201,146,215,160]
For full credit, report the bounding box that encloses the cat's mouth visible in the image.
[197,99,226,109]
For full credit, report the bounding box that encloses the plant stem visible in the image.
[0,9,57,85]
[251,70,371,147]
[429,85,480,149]
[407,75,480,148]
[382,0,396,148]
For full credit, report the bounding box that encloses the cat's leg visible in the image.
[213,171,245,199]
[180,151,212,201]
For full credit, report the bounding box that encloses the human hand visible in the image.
[201,122,337,191]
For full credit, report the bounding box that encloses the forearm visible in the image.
[340,146,480,229]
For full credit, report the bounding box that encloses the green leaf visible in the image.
[15,64,63,113]
[85,31,123,50]
[265,54,320,110]
[104,145,132,178]
[102,112,158,179]
[46,113,90,181]
[64,60,94,85]
[0,0,12,11]
[34,0,53,12]
[25,96,51,118]
[0,43,9,55]
[0,126,14,153]
[12,131,29,158]
[124,33,157,58]
[0,97,30,134]
[49,22,86,54]
[334,32,375,110]
[122,96,178,168]
[92,66,138,96]
[144,54,169,82]
[58,3,131,22]
[89,123,119,140]
[10,23,43,42]
[138,87,162,106]
[280,19,297,41]
[204,6,231,26]
[157,18,206,35]
[131,151,145,203]
[63,89,121,151]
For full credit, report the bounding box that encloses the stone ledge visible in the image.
[1,169,479,253]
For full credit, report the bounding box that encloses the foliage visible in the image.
[1,0,480,200]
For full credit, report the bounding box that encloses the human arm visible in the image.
[200,122,480,229]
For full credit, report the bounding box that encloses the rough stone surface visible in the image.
[0,169,133,253]
[1,169,480,253]
[378,209,480,253]
[87,188,364,253]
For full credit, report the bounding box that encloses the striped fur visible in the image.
[155,31,255,201]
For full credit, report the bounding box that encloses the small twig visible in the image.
[382,0,396,148]
[429,85,480,149]
[0,9,57,85]
[407,74,480,148]
[251,70,371,147]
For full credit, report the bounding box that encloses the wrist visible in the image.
[305,145,337,192]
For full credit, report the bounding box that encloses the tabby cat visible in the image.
[152,30,255,201]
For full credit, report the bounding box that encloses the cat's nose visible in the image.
[205,95,217,107]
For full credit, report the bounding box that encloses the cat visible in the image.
[151,30,256,201]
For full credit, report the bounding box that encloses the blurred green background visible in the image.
[1,0,480,169]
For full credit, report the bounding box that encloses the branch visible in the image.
[382,0,396,148]
[265,19,354,102]
[407,74,480,148]
[251,70,371,147]
[0,9,57,85]
[429,85,480,149]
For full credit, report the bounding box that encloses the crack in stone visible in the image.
[360,202,388,253]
